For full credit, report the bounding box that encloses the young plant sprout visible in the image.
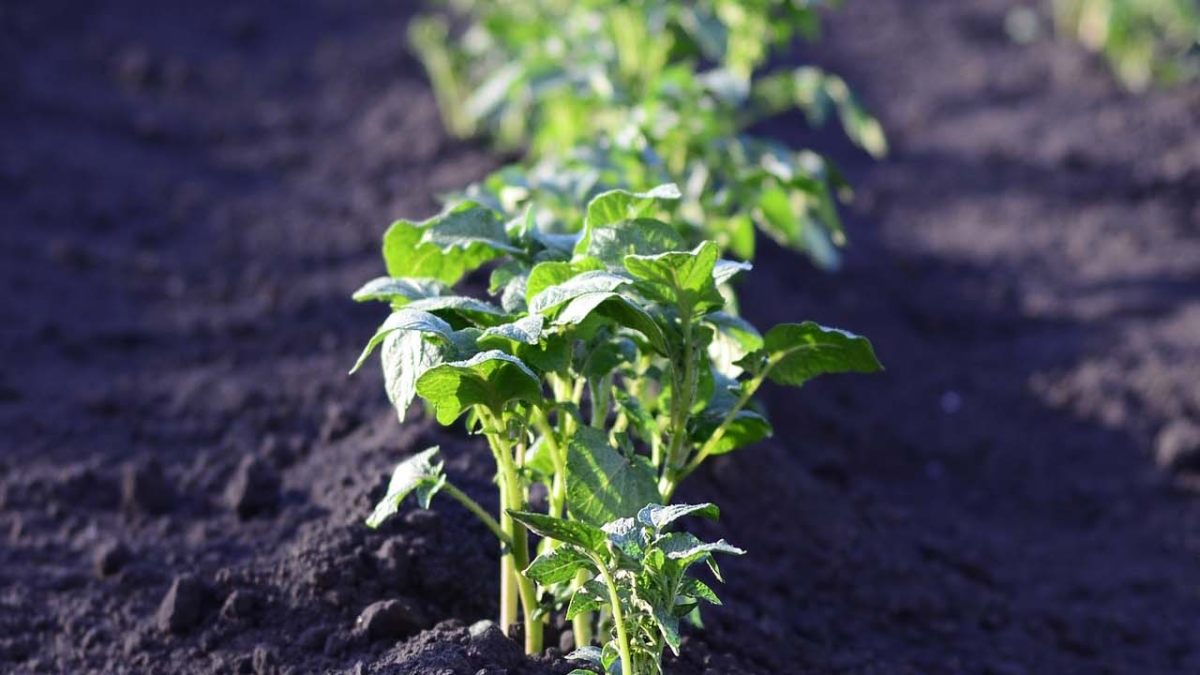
[352,186,881,657]
[513,503,744,675]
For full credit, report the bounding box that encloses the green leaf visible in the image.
[480,314,544,347]
[693,374,772,454]
[524,546,597,585]
[624,241,723,313]
[712,259,753,286]
[553,293,669,355]
[508,510,607,553]
[351,277,448,304]
[583,184,681,230]
[602,516,647,558]
[350,309,456,374]
[566,427,660,527]
[578,218,687,270]
[658,533,746,569]
[381,329,445,423]
[706,312,764,377]
[382,205,517,286]
[365,447,446,528]
[404,296,509,326]
[613,388,660,447]
[636,503,719,533]
[415,350,542,424]
[566,646,603,665]
[565,578,610,620]
[680,577,722,605]
[528,270,631,314]
[760,322,883,387]
[653,604,682,655]
[525,258,606,306]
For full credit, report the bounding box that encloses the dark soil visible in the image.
[3,0,1198,673]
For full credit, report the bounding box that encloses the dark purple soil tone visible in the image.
[2,0,1199,673]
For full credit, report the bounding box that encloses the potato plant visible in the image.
[352,186,881,655]
[513,504,743,675]
[1053,0,1200,90]
[411,0,886,268]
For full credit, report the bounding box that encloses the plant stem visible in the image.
[487,410,543,654]
[663,366,771,500]
[439,483,512,548]
[660,307,695,495]
[595,561,633,675]
[589,373,612,429]
[571,568,594,649]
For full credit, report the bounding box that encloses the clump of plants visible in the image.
[410,0,886,268]
[1052,0,1200,89]
[351,186,882,657]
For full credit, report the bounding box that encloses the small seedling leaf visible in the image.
[565,578,610,619]
[366,447,446,528]
[636,503,719,533]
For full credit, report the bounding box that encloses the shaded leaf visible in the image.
[554,292,669,355]
[524,546,597,585]
[680,577,722,605]
[566,578,609,620]
[566,427,660,527]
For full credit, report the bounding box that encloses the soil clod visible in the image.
[356,598,430,642]
[93,539,132,578]
[157,574,213,634]
[122,459,174,515]
[226,456,282,519]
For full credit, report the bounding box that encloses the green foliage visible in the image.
[352,193,881,655]
[1052,0,1200,90]
[516,503,743,675]
[411,0,886,268]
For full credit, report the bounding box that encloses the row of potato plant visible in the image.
[411,0,887,268]
[352,187,881,671]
